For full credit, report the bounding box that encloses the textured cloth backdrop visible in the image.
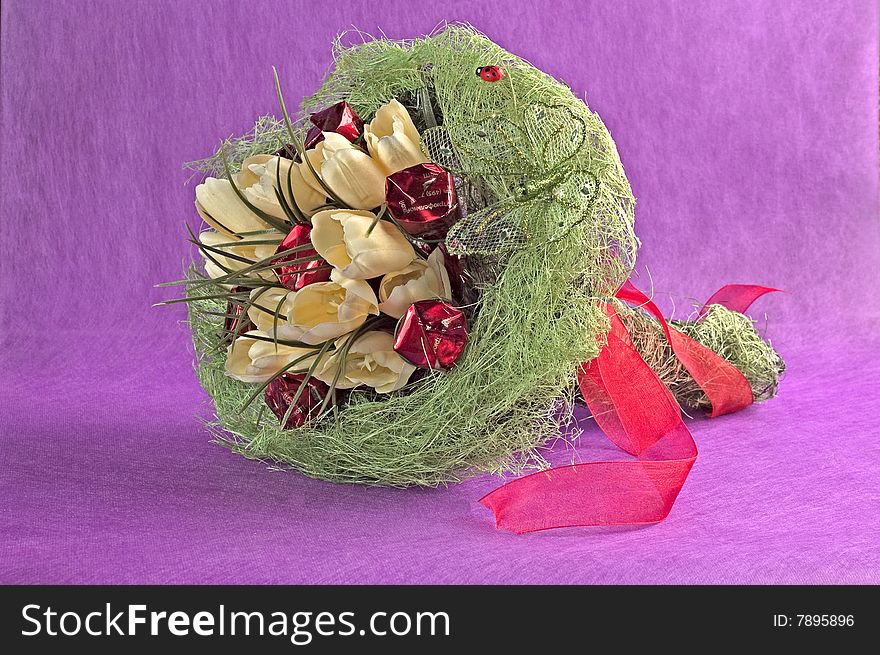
[1,0,878,583]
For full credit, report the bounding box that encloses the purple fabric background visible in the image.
[2,0,878,583]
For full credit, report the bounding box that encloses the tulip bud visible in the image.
[378,248,452,318]
[238,155,291,221]
[247,287,292,332]
[315,331,416,393]
[274,269,379,345]
[299,133,386,210]
[198,229,280,284]
[310,209,415,280]
[364,99,429,175]
[195,177,269,238]
[225,334,316,384]
[245,155,326,218]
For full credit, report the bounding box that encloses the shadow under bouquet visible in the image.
[168,26,784,532]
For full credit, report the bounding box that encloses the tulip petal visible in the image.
[288,159,326,216]
[225,333,316,383]
[248,287,292,332]
[195,177,272,237]
[321,147,386,210]
[338,214,415,279]
[198,229,283,283]
[330,269,380,321]
[299,146,328,197]
[365,112,429,176]
[237,154,272,189]
[225,336,260,382]
[313,331,416,393]
[320,131,356,155]
[310,210,353,270]
[366,99,421,146]
[284,273,377,346]
[241,156,294,221]
[312,209,416,280]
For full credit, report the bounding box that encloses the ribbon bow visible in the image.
[480,282,778,533]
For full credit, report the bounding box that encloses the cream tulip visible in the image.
[364,99,429,175]
[195,177,267,237]
[225,334,316,384]
[310,209,415,280]
[196,154,327,236]
[299,132,386,210]
[378,248,452,318]
[199,229,281,283]
[273,269,379,346]
[195,160,278,237]
[315,331,416,393]
[242,155,327,218]
[237,155,288,221]
[247,287,293,331]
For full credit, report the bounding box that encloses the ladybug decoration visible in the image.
[476,65,504,82]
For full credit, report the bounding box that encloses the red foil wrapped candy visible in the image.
[221,286,255,345]
[303,126,324,150]
[277,102,363,152]
[304,101,364,149]
[265,373,332,429]
[393,300,469,370]
[273,224,331,291]
[385,163,460,239]
[437,243,476,306]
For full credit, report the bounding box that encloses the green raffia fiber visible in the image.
[676,304,785,407]
[619,302,785,410]
[187,26,640,486]
[186,115,288,178]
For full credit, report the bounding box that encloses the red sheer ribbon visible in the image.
[616,280,754,417]
[480,282,778,533]
[698,283,779,318]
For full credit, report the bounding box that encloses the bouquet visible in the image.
[166,26,784,532]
